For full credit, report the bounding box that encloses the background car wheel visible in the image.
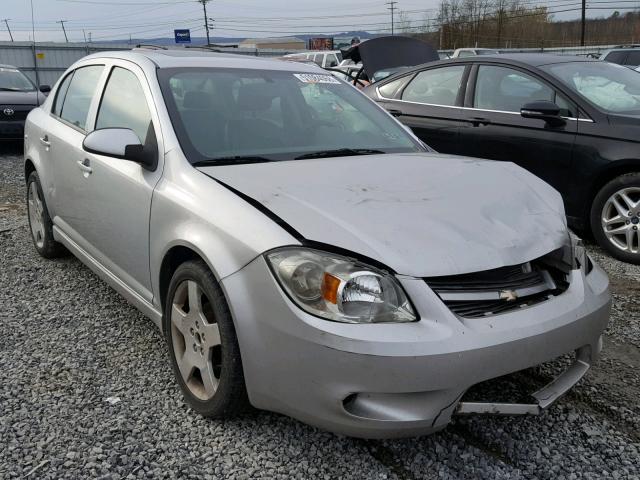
[164,260,250,417]
[591,172,640,264]
[26,171,67,258]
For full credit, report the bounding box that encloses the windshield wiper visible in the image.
[192,156,273,167]
[294,148,385,160]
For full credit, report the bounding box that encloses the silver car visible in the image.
[24,49,611,439]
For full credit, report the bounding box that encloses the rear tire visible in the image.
[26,171,67,259]
[590,172,640,265]
[164,260,250,417]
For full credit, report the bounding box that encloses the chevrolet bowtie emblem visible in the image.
[499,290,519,302]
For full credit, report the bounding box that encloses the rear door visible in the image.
[45,64,106,240]
[74,61,163,301]
[375,64,472,153]
[458,64,578,195]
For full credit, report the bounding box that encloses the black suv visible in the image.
[365,54,640,263]
[0,64,50,141]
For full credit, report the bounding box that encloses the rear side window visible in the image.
[625,51,640,66]
[52,72,73,117]
[402,66,466,106]
[96,67,153,144]
[59,65,104,130]
[604,51,627,64]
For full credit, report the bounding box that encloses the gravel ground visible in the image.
[1,143,639,480]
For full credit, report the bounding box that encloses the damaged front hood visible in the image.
[199,153,569,277]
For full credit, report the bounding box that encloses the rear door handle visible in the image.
[39,135,50,147]
[76,158,92,175]
[470,116,492,126]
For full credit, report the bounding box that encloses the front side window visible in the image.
[326,54,339,68]
[158,68,424,164]
[58,65,104,130]
[401,66,466,106]
[96,67,152,144]
[474,65,553,112]
[0,67,35,92]
[543,61,640,115]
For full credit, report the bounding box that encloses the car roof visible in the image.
[430,53,601,68]
[81,48,325,73]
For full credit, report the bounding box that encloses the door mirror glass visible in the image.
[83,128,150,166]
[39,84,51,93]
[520,100,565,125]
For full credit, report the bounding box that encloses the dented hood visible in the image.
[198,153,569,277]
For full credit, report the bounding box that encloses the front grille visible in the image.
[425,256,570,318]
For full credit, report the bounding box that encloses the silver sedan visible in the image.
[24,49,611,438]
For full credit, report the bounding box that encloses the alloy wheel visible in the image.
[170,280,223,401]
[601,187,640,255]
[28,181,45,249]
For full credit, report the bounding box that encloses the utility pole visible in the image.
[386,1,398,35]
[199,0,211,45]
[83,29,87,42]
[88,31,92,43]
[2,19,13,42]
[580,0,586,46]
[385,1,398,35]
[57,20,69,42]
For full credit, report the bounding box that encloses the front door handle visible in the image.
[387,109,403,117]
[39,135,50,147]
[470,116,492,126]
[76,158,92,175]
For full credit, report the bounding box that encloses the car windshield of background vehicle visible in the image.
[0,67,36,92]
[158,68,424,164]
[544,62,640,115]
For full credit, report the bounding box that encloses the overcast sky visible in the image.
[0,0,625,43]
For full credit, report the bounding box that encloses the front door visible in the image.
[459,64,578,196]
[75,63,163,301]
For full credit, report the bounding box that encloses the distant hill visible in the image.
[103,31,378,47]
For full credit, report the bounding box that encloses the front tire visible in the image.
[591,173,640,264]
[164,260,249,417]
[26,171,66,258]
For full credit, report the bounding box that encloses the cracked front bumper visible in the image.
[222,256,611,439]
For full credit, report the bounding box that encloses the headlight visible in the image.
[266,247,417,323]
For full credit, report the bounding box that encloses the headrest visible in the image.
[183,91,213,109]
[235,83,279,111]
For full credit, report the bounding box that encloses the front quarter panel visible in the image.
[149,149,299,312]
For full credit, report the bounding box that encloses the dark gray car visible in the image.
[0,64,49,141]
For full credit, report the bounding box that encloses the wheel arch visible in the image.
[24,157,37,183]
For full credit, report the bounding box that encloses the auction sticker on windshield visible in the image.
[294,73,341,84]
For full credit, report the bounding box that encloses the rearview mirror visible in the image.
[520,101,565,126]
[39,84,51,94]
[83,128,154,168]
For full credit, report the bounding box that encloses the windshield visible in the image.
[543,61,640,115]
[158,68,424,164]
[0,67,36,92]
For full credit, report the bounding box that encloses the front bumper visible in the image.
[0,119,25,140]
[222,256,611,439]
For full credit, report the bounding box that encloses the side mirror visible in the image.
[39,84,51,94]
[520,101,565,126]
[83,128,153,168]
